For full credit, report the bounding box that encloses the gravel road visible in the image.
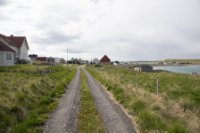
[83,68,137,133]
[43,69,81,133]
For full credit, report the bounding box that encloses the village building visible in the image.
[100,55,111,64]
[0,34,29,66]
[60,58,66,64]
[54,58,61,64]
[0,41,15,66]
[112,61,120,66]
[82,60,89,64]
[134,65,153,72]
[36,57,48,63]
[92,58,100,64]
[29,54,38,61]
[36,57,57,65]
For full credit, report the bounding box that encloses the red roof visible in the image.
[0,34,29,49]
[36,57,47,62]
[8,36,26,48]
[0,41,15,52]
[100,55,111,63]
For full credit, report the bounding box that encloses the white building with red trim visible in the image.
[0,34,29,66]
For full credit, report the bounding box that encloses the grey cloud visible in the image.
[0,0,8,6]
[32,31,81,45]
[1,0,200,60]
[68,49,86,54]
[17,6,31,10]
[178,28,200,44]
[48,31,81,43]
[0,12,10,20]
[91,0,99,3]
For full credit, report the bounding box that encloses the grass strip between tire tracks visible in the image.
[78,70,105,133]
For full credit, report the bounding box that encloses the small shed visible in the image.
[29,54,38,61]
[36,57,56,65]
[112,61,119,66]
[36,57,47,63]
[92,58,100,64]
[100,55,111,64]
[134,65,153,72]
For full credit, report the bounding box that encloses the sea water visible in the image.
[153,65,200,75]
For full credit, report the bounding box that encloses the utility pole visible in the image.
[67,48,68,65]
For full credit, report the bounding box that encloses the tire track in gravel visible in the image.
[43,68,81,133]
[83,68,137,133]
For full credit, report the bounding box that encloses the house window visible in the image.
[7,53,12,60]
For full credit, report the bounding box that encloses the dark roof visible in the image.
[135,65,153,70]
[100,55,111,63]
[0,34,29,49]
[0,41,15,52]
[29,54,38,58]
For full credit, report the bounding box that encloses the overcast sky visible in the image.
[0,0,200,61]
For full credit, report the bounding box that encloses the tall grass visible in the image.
[86,65,200,133]
[78,70,105,133]
[0,65,76,133]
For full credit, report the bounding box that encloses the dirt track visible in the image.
[83,68,136,133]
[43,69,80,133]
[43,67,136,133]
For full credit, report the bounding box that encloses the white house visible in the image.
[92,58,100,64]
[0,34,29,66]
[0,41,15,66]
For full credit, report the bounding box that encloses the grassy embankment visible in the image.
[0,64,76,133]
[78,70,105,133]
[86,65,200,133]
[165,59,200,64]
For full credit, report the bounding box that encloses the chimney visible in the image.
[10,34,14,37]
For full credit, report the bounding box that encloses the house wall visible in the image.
[134,67,142,72]
[0,52,3,66]
[0,51,15,66]
[9,45,19,59]
[93,59,99,64]
[19,40,28,60]
[0,38,19,58]
[54,58,60,63]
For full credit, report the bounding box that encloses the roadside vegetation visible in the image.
[0,64,76,133]
[86,65,200,133]
[78,70,105,133]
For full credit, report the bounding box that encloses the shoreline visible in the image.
[153,65,200,75]
[152,64,200,67]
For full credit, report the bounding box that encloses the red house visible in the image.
[36,57,48,62]
[100,55,111,64]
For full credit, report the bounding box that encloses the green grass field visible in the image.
[0,64,76,133]
[86,65,200,133]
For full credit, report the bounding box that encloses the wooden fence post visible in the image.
[135,73,138,88]
[121,74,125,84]
[156,77,159,96]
